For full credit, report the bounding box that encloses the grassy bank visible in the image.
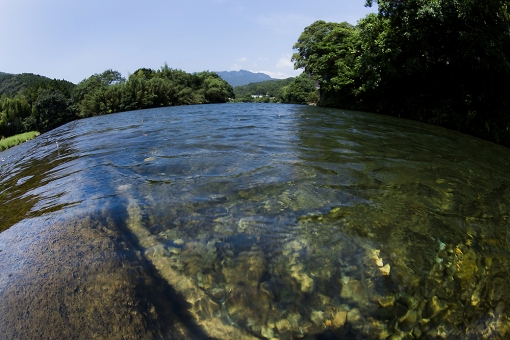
[0,131,40,151]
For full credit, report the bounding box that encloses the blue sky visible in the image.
[0,0,377,84]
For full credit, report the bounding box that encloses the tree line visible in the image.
[0,65,234,139]
[292,0,510,147]
[232,74,318,104]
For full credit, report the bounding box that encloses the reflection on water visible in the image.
[1,103,510,339]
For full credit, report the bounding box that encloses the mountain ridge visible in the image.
[215,69,276,87]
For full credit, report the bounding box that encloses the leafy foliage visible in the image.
[233,75,318,104]
[277,74,319,104]
[233,78,294,99]
[293,0,510,146]
[0,73,50,97]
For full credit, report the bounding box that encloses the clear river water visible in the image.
[0,103,509,339]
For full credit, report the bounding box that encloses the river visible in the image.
[0,103,509,339]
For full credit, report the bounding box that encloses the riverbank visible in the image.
[0,131,40,151]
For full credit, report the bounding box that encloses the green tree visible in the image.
[277,73,318,104]
[73,69,125,117]
[360,0,510,144]
[198,72,235,103]
[292,20,359,106]
[0,95,33,136]
[33,89,72,131]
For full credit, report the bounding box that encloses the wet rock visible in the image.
[276,319,292,333]
[340,278,366,304]
[419,318,431,333]
[367,248,385,267]
[310,310,324,326]
[387,334,404,340]
[379,264,391,276]
[373,306,397,320]
[423,296,448,319]
[488,277,504,301]
[332,311,347,328]
[360,318,390,339]
[347,308,365,331]
[210,287,225,300]
[266,314,276,329]
[226,284,270,326]
[222,250,266,287]
[394,302,408,318]
[497,317,510,338]
[290,263,314,293]
[192,297,221,320]
[373,295,395,308]
[288,312,301,329]
[456,248,477,281]
[399,310,418,330]
[261,325,274,339]
[412,326,423,338]
[397,293,419,310]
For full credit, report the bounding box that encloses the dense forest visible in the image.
[292,0,510,146]
[0,65,234,139]
[232,74,318,104]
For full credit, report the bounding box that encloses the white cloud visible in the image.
[246,53,301,79]
[249,69,302,79]
[230,64,241,70]
[276,54,294,69]
[237,57,248,62]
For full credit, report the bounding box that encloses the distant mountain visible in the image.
[216,70,276,87]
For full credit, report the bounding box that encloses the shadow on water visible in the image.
[106,199,216,340]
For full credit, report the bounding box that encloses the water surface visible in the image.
[1,103,509,339]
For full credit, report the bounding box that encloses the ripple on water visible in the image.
[1,103,510,339]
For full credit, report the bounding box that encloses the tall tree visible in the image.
[292,20,359,106]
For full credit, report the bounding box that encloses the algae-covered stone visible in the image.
[276,319,291,332]
[288,312,301,329]
[290,263,314,293]
[397,293,419,310]
[374,295,395,308]
[340,278,367,304]
[347,308,364,331]
[399,310,418,330]
[261,325,274,339]
[456,248,477,280]
[423,296,448,319]
[310,310,324,326]
[333,311,347,328]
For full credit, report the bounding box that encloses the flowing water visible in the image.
[0,103,509,339]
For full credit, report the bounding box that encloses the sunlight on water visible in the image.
[1,103,509,339]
